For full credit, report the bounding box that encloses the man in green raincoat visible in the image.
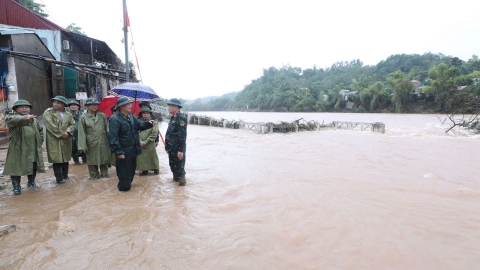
[137,107,160,175]
[77,98,110,179]
[43,95,75,184]
[4,100,45,195]
[68,100,86,164]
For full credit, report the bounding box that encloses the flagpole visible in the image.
[123,0,130,82]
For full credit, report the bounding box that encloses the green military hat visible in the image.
[139,107,152,114]
[51,95,68,105]
[85,98,100,105]
[167,98,182,108]
[12,99,32,109]
[116,96,132,108]
[139,101,152,110]
[68,100,81,107]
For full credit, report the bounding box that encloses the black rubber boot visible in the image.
[73,156,80,165]
[61,163,69,179]
[178,175,186,186]
[153,169,159,175]
[81,154,87,164]
[11,176,21,195]
[28,163,38,188]
[53,167,65,184]
[173,173,179,182]
[27,174,37,188]
[140,171,148,176]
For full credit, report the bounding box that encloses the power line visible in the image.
[38,0,58,25]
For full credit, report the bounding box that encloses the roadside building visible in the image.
[0,0,126,112]
[0,29,54,115]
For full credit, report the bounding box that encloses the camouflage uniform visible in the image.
[165,112,187,184]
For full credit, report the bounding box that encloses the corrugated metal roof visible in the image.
[0,27,34,35]
[0,0,64,30]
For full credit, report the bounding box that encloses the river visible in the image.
[0,112,479,269]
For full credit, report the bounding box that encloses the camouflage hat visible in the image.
[139,107,152,114]
[51,95,68,105]
[116,96,132,108]
[12,99,32,109]
[68,100,81,107]
[85,98,100,105]
[166,98,182,108]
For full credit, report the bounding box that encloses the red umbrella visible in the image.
[98,95,141,117]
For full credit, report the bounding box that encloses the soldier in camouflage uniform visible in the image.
[68,100,86,164]
[165,98,187,186]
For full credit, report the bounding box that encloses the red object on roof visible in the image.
[0,0,64,30]
[98,96,142,118]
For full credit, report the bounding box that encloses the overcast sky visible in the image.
[40,0,480,100]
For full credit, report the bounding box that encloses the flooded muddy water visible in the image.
[0,113,479,269]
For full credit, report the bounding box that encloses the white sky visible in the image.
[40,0,480,100]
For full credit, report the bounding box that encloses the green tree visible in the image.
[15,0,48,17]
[424,63,459,97]
[66,23,87,36]
[387,71,414,112]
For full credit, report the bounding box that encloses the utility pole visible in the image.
[123,0,130,82]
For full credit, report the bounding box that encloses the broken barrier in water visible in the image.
[186,113,385,134]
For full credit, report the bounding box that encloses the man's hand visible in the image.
[155,142,158,147]
[149,120,155,125]
[177,151,184,160]
[27,115,37,120]
[61,132,69,139]
[83,149,88,153]
[140,141,147,147]
[118,154,125,159]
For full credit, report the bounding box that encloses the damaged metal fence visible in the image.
[186,113,385,134]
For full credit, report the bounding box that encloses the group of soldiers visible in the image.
[3,95,187,195]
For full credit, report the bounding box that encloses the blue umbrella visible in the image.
[110,82,163,102]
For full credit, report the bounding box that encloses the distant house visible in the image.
[410,80,421,92]
[338,89,350,101]
[347,91,358,96]
[339,89,350,96]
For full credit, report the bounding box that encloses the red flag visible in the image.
[126,9,131,27]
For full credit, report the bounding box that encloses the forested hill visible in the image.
[187,53,480,113]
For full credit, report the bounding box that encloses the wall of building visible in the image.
[34,29,62,60]
[10,34,54,115]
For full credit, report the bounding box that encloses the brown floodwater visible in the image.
[0,113,479,269]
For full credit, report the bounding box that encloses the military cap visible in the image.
[166,98,182,108]
[68,100,81,107]
[85,98,100,105]
[139,101,152,110]
[51,95,68,105]
[12,99,32,109]
[139,107,152,114]
[116,96,132,108]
